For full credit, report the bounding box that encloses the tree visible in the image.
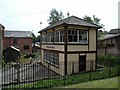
[83,15,106,40]
[97,30,108,40]
[83,15,105,28]
[36,35,41,42]
[83,15,93,24]
[48,8,64,25]
[32,33,36,46]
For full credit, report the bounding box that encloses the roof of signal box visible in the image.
[38,16,102,33]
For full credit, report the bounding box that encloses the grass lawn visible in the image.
[19,51,41,64]
[63,76,119,88]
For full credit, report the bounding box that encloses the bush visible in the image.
[97,55,120,63]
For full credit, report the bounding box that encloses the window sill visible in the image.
[41,42,88,45]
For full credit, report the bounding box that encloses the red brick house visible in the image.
[3,30,33,54]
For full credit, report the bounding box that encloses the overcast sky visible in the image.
[0,0,119,36]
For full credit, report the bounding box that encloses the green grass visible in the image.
[63,76,119,88]
[19,55,30,64]
[3,55,120,89]
[10,65,119,89]
[19,51,41,64]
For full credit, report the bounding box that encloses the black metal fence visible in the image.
[1,60,120,89]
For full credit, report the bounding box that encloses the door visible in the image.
[79,54,86,72]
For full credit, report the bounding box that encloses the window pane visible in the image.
[68,35,72,42]
[72,30,74,35]
[75,30,77,35]
[43,51,59,66]
[74,35,77,42]
[50,32,54,42]
[54,53,59,65]
[44,50,47,60]
[13,38,17,45]
[68,30,71,34]
[46,51,49,61]
[55,31,59,42]
[47,33,50,42]
[23,45,29,50]
[68,30,78,42]
[79,30,88,43]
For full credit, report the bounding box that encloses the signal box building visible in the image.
[39,16,101,76]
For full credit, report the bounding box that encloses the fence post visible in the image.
[48,62,49,79]
[2,63,4,89]
[109,59,111,77]
[48,62,50,88]
[16,63,20,83]
[32,64,34,88]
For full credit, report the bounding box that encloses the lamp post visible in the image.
[40,22,42,30]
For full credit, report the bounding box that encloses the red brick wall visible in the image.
[3,38,13,48]
[3,37,32,53]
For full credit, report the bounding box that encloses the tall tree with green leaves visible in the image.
[83,15,104,28]
[32,33,36,46]
[36,35,41,42]
[83,15,106,40]
[48,8,64,25]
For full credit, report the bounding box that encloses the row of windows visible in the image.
[42,30,88,43]
[43,50,59,66]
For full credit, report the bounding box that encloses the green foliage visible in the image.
[48,8,64,25]
[97,55,120,63]
[2,60,5,65]
[19,52,40,64]
[83,15,105,29]
[32,33,36,43]
[83,15,93,23]
[35,35,41,42]
[83,15,106,40]
[97,30,108,40]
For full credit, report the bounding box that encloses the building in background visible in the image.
[39,16,101,76]
[0,24,5,62]
[3,30,32,54]
[97,28,120,56]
